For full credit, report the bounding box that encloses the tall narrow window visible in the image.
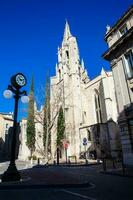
[66,50,69,59]
[124,50,133,79]
[58,69,61,81]
[95,92,102,123]
[87,130,91,141]
[78,67,81,77]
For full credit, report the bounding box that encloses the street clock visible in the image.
[11,73,27,89]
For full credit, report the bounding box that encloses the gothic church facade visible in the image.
[50,22,120,160]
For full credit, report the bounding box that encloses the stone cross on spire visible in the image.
[63,20,72,43]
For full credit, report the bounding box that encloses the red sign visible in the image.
[63,142,68,149]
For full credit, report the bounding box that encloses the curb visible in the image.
[100,170,133,178]
[39,163,101,168]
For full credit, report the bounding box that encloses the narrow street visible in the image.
[0,162,133,200]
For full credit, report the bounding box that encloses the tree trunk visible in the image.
[45,104,49,162]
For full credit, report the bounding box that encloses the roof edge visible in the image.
[104,5,133,41]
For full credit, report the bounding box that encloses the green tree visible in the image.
[27,76,36,156]
[57,106,65,147]
[43,77,51,159]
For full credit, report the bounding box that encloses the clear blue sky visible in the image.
[0,0,132,119]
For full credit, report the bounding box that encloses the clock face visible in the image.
[15,74,26,87]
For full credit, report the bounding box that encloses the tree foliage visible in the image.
[27,76,36,155]
[57,106,65,147]
[43,77,51,152]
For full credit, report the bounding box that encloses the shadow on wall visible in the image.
[87,102,133,161]
[0,124,20,163]
[86,120,122,160]
[117,103,133,159]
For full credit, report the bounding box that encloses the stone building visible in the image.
[0,112,20,161]
[103,6,133,165]
[0,107,44,161]
[18,118,30,160]
[50,22,120,161]
[19,103,44,160]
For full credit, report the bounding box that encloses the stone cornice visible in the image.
[102,27,133,61]
[104,6,133,41]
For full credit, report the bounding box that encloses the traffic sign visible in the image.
[83,137,87,145]
[83,137,87,143]
[64,142,68,149]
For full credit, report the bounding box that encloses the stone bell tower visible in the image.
[51,21,89,159]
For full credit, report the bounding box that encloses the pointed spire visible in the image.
[40,105,43,112]
[101,67,105,75]
[63,20,72,42]
[101,67,109,77]
[106,25,111,34]
[34,101,37,111]
[81,59,85,70]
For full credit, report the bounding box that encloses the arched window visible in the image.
[94,91,102,123]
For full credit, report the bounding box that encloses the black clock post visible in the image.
[2,73,28,182]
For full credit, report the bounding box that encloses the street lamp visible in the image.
[1,73,28,182]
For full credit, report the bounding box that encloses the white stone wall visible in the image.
[0,114,13,158]
[50,22,119,160]
[19,107,44,160]
[112,59,131,114]
[104,7,133,165]
[19,119,30,160]
[0,115,13,141]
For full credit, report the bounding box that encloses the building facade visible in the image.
[0,112,20,161]
[103,6,133,165]
[19,103,44,160]
[50,22,120,161]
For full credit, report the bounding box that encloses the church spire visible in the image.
[101,67,109,77]
[81,59,85,70]
[63,20,72,43]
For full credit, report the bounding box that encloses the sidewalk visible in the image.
[100,167,133,177]
[0,165,90,189]
[99,160,133,177]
